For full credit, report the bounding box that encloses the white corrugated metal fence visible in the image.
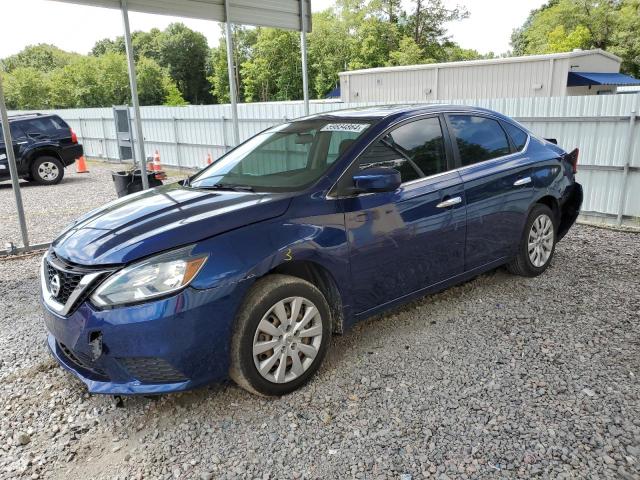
[13,94,640,225]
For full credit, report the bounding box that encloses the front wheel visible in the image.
[507,204,557,277]
[229,274,331,396]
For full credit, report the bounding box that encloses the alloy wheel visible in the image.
[528,214,554,267]
[38,161,60,181]
[252,296,323,384]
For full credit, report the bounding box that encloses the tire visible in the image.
[229,274,331,396]
[507,204,557,277]
[30,156,64,185]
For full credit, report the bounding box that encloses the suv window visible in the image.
[448,115,511,166]
[0,124,26,143]
[356,117,447,183]
[502,121,528,151]
[21,116,66,135]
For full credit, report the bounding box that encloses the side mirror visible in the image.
[352,167,401,194]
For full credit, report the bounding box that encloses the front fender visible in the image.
[189,215,350,302]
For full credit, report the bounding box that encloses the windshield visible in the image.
[188,119,371,192]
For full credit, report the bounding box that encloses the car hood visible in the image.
[53,182,292,266]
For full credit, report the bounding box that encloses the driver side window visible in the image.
[356,117,447,183]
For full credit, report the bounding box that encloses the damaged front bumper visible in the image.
[42,282,248,395]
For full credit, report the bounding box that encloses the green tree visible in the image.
[48,53,185,108]
[388,36,428,66]
[610,0,640,77]
[208,27,256,103]
[547,24,592,52]
[407,0,469,60]
[307,10,353,98]
[511,0,639,75]
[2,68,51,109]
[158,23,212,104]
[92,23,211,103]
[242,28,302,102]
[1,44,77,73]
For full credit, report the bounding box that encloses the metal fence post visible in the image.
[0,75,29,248]
[172,117,182,170]
[221,116,229,152]
[99,117,107,159]
[77,116,85,147]
[617,109,636,225]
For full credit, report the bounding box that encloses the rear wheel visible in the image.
[507,204,557,277]
[230,274,331,396]
[31,156,64,185]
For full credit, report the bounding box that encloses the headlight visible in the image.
[91,246,208,307]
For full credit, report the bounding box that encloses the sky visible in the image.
[0,0,545,59]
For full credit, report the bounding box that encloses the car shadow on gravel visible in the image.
[0,176,96,189]
[322,266,510,369]
[106,266,513,411]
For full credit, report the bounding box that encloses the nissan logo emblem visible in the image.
[50,274,61,298]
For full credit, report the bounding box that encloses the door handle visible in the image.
[436,196,462,208]
[513,176,532,186]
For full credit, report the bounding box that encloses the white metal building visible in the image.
[339,49,640,102]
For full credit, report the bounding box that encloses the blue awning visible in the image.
[325,86,341,98]
[567,71,640,87]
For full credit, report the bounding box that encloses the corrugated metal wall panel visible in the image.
[11,94,639,222]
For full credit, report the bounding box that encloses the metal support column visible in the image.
[0,74,29,248]
[617,106,637,225]
[300,0,310,116]
[120,0,149,189]
[224,0,240,146]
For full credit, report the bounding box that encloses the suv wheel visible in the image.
[507,204,557,277]
[31,156,64,185]
[230,274,331,396]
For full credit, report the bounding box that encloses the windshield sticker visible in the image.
[321,123,369,133]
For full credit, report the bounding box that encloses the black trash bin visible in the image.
[112,169,163,198]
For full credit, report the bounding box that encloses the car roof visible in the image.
[8,113,58,122]
[299,104,511,123]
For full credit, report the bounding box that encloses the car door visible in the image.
[0,123,28,178]
[445,114,533,271]
[340,115,467,314]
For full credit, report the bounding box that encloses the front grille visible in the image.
[43,252,112,316]
[57,342,109,380]
[117,357,188,384]
[46,261,82,305]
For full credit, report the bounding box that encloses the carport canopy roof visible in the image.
[49,0,312,31]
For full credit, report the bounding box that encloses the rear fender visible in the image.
[24,144,63,166]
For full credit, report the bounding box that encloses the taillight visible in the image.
[567,148,579,174]
[70,129,78,144]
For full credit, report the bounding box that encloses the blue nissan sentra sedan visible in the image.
[40,105,583,396]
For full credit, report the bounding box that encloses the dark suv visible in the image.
[0,113,83,185]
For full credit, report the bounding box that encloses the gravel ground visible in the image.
[0,224,638,479]
[0,162,186,248]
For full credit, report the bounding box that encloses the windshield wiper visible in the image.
[195,183,255,192]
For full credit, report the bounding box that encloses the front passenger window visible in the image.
[356,117,447,183]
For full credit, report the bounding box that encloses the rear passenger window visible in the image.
[502,121,529,151]
[23,116,65,134]
[448,115,510,166]
[357,117,447,183]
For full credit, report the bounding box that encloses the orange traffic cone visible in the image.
[76,156,89,173]
[206,153,213,165]
[152,150,166,180]
[153,150,162,172]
